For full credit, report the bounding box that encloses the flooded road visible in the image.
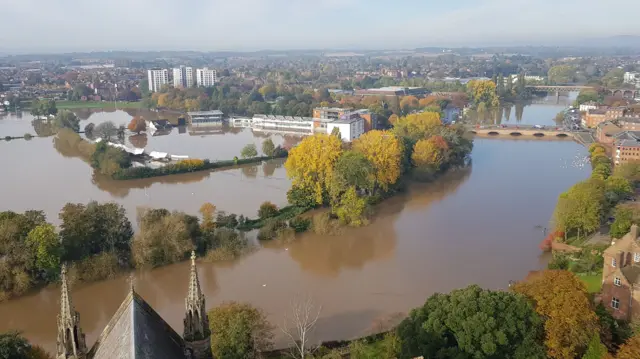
[0,128,591,351]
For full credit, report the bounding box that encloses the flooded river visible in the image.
[0,102,591,351]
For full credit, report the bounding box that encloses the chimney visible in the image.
[631,224,639,240]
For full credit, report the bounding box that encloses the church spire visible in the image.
[183,251,212,359]
[56,265,87,359]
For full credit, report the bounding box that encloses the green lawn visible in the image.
[579,273,603,293]
[53,101,144,110]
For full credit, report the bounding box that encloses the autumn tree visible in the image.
[131,208,195,268]
[388,114,399,125]
[392,112,442,140]
[262,138,275,157]
[258,201,278,219]
[512,270,599,359]
[411,136,450,170]
[199,203,217,232]
[467,80,500,108]
[285,133,343,205]
[208,302,274,359]
[353,130,403,192]
[617,333,640,359]
[397,285,545,359]
[127,116,146,134]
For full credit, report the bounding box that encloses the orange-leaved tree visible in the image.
[512,270,599,359]
[127,116,146,134]
[411,135,450,170]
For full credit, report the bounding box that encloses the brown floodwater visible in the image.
[0,108,591,352]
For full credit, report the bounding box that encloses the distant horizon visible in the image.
[2,34,640,57]
[2,0,640,54]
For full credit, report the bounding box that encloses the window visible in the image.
[612,297,620,310]
[612,258,617,267]
[615,277,622,286]
[635,253,640,263]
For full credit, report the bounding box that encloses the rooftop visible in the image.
[187,110,223,116]
[315,107,352,112]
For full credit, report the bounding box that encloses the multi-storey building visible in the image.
[196,68,217,87]
[327,116,365,142]
[614,131,640,165]
[584,107,626,128]
[147,69,168,93]
[313,107,377,132]
[602,225,640,320]
[173,66,196,88]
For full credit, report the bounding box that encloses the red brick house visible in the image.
[602,224,640,320]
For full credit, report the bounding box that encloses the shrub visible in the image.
[4,136,11,141]
[547,253,570,270]
[257,219,287,240]
[289,216,311,233]
[258,201,279,219]
[68,251,123,283]
[23,133,33,140]
[205,228,249,261]
[312,212,342,235]
[241,143,258,158]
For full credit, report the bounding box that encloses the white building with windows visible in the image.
[147,69,168,93]
[173,66,195,88]
[196,68,217,87]
[188,110,225,127]
[326,117,365,142]
[624,72,639,88]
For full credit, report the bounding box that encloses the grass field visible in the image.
[579,273,603,293]
[54,101,144,109]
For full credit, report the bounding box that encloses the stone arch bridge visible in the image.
[465,125,574,138]
[526,85,637,98]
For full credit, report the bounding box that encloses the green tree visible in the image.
[53,110,80,132]
[332,151,375,194]
[574,90,601,106]
[261,139,275,157]
[605,175,632,200]
[397,285,545,359]
[554,180,605,236]
[610,206,633,239]
[241,144,258,158]
[26,224,61,280]
[93,121,117,141]
[333,187,368,227]
[90,141,131,176]
[614,163,640,183]
[581,334,607,359]
[208,302,274,359]
[0,331,31,359]
[592,164,611,181]
[548,65,576,84]
[602,68,625,88]
[257,202,278,219]
[59,201,133,262]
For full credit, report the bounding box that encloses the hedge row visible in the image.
[112,152,287,180]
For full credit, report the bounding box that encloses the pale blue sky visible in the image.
[1,0,639,52]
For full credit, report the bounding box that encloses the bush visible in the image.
[23,133,33,140]
[312,213,342,236]
[289,216,311,233]
[205,228,249,261]
[547,253,570,270]
[258,201,279,219]
[68,251,123,283]
[241,143,258,158]
[4,136,11,141]
[287,185,318,209]
[257,219,287,241]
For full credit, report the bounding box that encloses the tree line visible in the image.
[4,270,640,359]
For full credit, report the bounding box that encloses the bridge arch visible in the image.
[556,133,569,137]
[533,133,545,137]
[487,131,500,136]
[509,132,522,136]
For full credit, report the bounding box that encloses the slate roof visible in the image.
[87,291,186,359]
[621,266,640,284]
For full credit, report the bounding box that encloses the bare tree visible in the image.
[280,294,322,359]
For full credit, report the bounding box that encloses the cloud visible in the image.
[0,0,638,52]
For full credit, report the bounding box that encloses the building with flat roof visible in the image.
[147,69,168,93]
[196,68,217,87]
[327,116,365,142]
[355,86,429,97]
[313,107,352,120]
[252,114,334,134]
[188,110,225,127]
[173,66,195,88]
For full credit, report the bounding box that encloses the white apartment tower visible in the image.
[147,69,169,92]
[196,68,217,87]
[173,66,196,88]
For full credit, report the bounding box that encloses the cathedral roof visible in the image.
[87,290,186,359]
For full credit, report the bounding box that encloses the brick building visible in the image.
[596,121,624,145]
[602,225,640,320]
[584,107,627,128]
[614,131,640,165]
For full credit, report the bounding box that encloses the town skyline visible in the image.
[2,0,640,53]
